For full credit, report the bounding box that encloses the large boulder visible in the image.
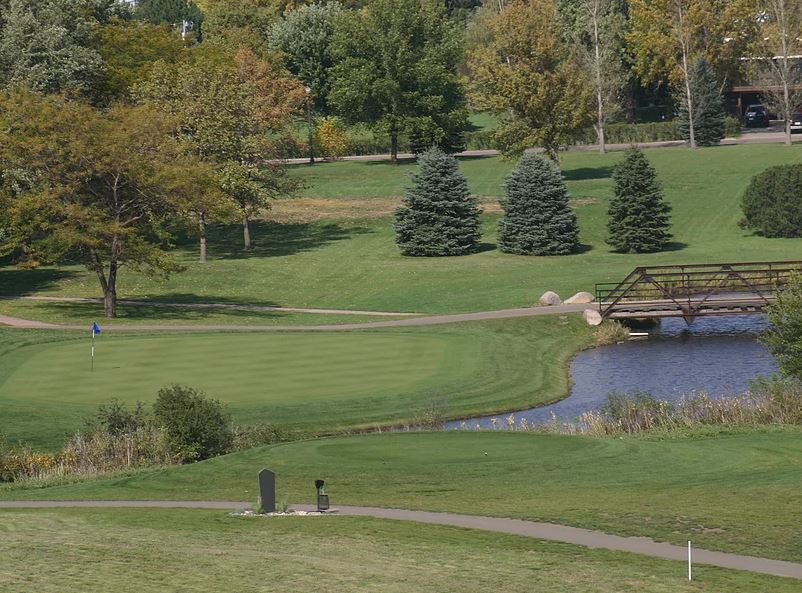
[538,291,562,306]
[565,291,594,305]
[583,308,603,326]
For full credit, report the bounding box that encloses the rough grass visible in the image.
[4,144,802,317]
[2,508,794,593]
[0,316,592,448]
[6,429,802,563]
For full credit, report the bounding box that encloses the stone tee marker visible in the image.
[258,469,276,514]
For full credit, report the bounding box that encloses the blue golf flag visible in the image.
[92,321,101,336]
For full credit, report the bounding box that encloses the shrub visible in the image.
[606,148,672,253]
[315,116,350,159]
[394,147,480,256]
[498,153,579,255]
[152,385,233,462]
[741,164,802,237]
[87,399,148,436]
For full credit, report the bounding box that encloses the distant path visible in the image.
[2,500,800,579]
[0,304,590,332]
[280,129,799,164]
[6,296,418,317]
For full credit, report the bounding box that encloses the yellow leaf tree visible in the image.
[468,0,592,159]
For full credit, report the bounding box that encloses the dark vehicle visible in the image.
[744,104,770,127]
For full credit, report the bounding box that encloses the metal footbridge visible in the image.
[596,261,802,323]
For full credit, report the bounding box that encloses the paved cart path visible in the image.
[2,500,801,580]
[0,303,590,332]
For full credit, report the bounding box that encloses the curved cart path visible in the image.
[0,303,590,332]
[2,500,800,580]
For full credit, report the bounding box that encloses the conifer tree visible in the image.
[498,153,579,255]
[606,148,672,253]
[394,148,480,256]
[678,57,726,147]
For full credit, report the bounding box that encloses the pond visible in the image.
[446,315,778,430]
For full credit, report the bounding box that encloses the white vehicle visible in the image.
[791,112,802,134]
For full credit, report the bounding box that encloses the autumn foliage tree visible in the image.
[0,90,223,317]
[469,0,592,159]
[135,44,305,255]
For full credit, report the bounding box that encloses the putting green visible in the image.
[0,317,593,448]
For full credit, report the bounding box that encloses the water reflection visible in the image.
[447,315,777,429]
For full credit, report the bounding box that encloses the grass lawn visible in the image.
[0,299,408,326]
[2,509,792,593]
[4,144,802,319]
[7,430,802,563]
[0,316,591,448]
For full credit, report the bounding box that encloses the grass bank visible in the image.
[2,508,793,593]
[3,144,802,319]
[6,429,802,562]
[0,316,592,448]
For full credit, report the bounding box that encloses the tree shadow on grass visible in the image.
[31,300,287,322]
[175,220,372,260]
[130,293,284,308]
[562,166,614,181]
[0,267,79,297]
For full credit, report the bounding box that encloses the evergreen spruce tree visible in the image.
[394,147,480,256]
[497,153,579,255]
[606,148,672,253]
[678,57,726,147]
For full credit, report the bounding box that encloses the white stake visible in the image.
[688,540,692,581]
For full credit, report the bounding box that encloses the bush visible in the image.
[87,399,148,436]
[152,385,233,462]
[315,116,350,159]
[741,164,802,237]
[573,121,681,145]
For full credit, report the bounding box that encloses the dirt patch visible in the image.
[266,195,596,223]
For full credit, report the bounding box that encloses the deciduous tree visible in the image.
[134,44,305,253]
[628,0,759,148]
[329,0,468,163]
[750,0,802,146]
[0,0,106,95]
[0,90,223,317]
[268,1,343,113]
[468,0,592,159]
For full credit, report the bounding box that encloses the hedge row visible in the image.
[282,118,742,158]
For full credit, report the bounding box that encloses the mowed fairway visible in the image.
[6,430,802,563]
[2,509,794,593]
[0,316,591,447]
[5,144,802,320]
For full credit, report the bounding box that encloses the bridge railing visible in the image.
[595,261,802,318]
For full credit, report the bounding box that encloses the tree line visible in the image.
[0,0,799,317]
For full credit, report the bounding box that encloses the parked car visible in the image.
[791,112,802,134]
[744,104,770,127]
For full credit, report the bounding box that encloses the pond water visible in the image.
[446,315,778,430]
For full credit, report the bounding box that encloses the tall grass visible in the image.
[465,378,802,436]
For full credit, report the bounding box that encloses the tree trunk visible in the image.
[390,127,399,164]
[677,1,695,148]
[243,215,252,250]
[91,249,118,319]
[198,211,207,263]
[592,1,606,154]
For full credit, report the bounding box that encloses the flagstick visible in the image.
[91,330,95,373]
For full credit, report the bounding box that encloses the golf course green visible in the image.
[0,317,592,448]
